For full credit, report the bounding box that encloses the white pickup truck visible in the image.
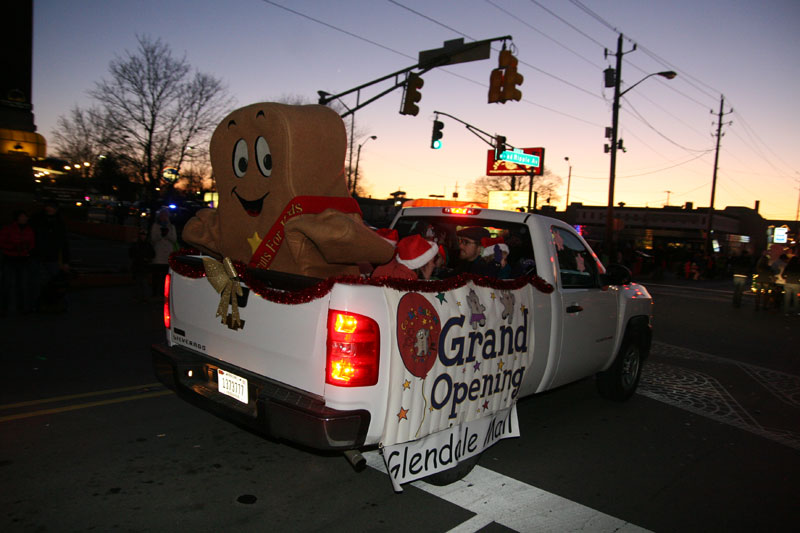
[153,206,653,489]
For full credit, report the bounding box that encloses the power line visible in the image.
[623,98,713,153]
[485,0,603,70]
[527,0,608,49]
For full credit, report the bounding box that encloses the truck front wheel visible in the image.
[596,330,643,401]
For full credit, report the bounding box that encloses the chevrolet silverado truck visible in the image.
[152,206,653,489]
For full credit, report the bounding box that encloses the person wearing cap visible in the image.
[455,226,495,276]
[373,234,439,280]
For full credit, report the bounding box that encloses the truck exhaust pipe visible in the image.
[343,449,366,472]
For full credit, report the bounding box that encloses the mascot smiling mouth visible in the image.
[232,187,269,217]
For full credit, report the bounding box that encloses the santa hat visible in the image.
[375,228,399,246]
[481,236,509,257]
[396,235,439,270]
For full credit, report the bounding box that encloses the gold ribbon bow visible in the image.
[202,257,243,330]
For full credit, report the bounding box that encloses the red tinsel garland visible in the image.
[169,249,554,306]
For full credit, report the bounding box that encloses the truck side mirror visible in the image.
[601,264,632,286]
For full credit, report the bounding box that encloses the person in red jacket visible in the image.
[0,211,36,314]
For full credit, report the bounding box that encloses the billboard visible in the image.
[488,190,531,211]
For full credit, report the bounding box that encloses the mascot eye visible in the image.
[232,139,248,178]
[255,136,272,177]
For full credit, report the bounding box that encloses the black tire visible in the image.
[423,453,482,486]
[596,329,644,401]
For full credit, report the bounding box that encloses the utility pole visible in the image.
[664,190,671,206]
[705,94,733,255]
[605,33,626,261]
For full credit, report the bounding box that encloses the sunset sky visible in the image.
[32,0,800,220]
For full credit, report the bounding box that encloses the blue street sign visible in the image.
[499,149,540,168]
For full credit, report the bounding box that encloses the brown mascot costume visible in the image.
[183,102,394,278]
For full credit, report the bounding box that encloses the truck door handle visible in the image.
[566,304,583,313]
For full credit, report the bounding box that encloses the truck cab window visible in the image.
[551,227,598,288]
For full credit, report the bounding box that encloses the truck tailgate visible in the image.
[167,263,331,397]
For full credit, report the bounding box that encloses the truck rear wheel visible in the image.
[423,453,482,486]
[596,329,643,401]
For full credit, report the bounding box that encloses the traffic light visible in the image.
[401,73,424,116]
[501,54,523,102]
[488,68,504,103]
[494,135,506,160]
[431,120,444,149]
[490,50,523,103]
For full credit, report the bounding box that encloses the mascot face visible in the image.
[210,102,349,262]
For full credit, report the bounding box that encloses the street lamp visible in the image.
[564,156,572,209]
[352,135,377,196]
[605,67,676,260]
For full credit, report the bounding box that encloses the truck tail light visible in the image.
[326,310,379,387]
[163,273,171,329]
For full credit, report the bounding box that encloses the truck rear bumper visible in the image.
[152,343,370,451]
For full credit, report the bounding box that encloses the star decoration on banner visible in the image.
[520,304,527,313]
[483,400,490,410]
[498,359,505,371]
[429,406,435,412]
[456,300,462,307]
[436,292,447,304]
[474,361,481,372]
[247,231,262,254]
[397,407,408,421]
[402,379,411,390]
[491,292,496,300]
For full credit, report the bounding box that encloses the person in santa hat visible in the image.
[373,234,439,280]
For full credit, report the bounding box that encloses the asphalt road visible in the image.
[1,273,798,532]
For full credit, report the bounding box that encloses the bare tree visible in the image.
[87,35,232,194]
[468,169,562,206]
[51,106,105,168]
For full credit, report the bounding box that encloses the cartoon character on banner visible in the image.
[499,290,515,325]
[466,288,486,330]
[396,293,441,437]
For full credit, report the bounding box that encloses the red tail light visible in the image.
[326,310,379,387]
[163,273,171,329]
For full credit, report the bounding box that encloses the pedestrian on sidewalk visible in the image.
[781,255,800,315]
[0,211,36,315]
[31,200,71,312]
[753,253,774,311]
[150,208,177,298]
[730,249,752,308]
[129,229,155,302]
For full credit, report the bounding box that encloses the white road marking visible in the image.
[364,451,651,533]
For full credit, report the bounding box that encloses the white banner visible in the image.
[381,405,519,490]
[380,282,535,447]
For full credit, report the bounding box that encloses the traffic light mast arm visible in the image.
[433,110,514,151]
[318,35,513,118]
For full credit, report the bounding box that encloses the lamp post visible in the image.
[605,60,676,260]
[352,135,377,196]
[564,156,572,210]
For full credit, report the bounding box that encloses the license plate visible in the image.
[218,368,248,404]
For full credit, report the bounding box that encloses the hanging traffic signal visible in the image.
[431,120,444,149]
[488,68,504,103]
[494,135,506,160]
[501,54,523,102]
[490,50,523,103]
[401,73,424,116]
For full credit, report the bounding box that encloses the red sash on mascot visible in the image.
[248,195,362,269]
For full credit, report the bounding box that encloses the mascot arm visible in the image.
[182,208,222,257]
[285,210,395,265]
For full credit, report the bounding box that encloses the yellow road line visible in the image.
[0,390,173,423]
[0,382,165,410]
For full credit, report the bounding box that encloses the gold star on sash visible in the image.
[402,379,411,390]
[247,231,262,254]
